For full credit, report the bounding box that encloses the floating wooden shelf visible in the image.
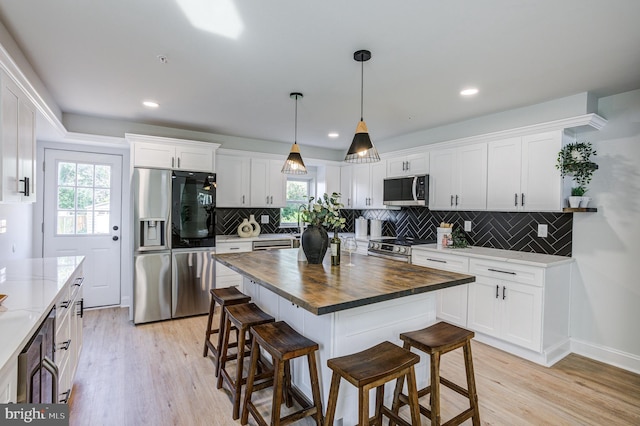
[563,207,597,213]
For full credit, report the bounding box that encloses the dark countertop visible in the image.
[213,248,475,315]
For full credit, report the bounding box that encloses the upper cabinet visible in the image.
[0,71,36,203]
[386,152,429,177]
[249,158,286,208]
[316,165,341,201]
[216,154,251,208]
[340,166,353,208]
[128,134,219,172]
[487,131,564,212]
[352,161,387,209]
[429,143,487,210]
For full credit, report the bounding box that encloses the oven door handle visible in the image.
[367,251,410,263]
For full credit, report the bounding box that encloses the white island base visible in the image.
[242,277,437,425]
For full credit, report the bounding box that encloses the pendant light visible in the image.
[345,49,380,163]
[282,92,308,174]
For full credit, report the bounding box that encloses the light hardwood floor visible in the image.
[69,307,640,425]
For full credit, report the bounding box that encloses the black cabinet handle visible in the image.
[19,177,30,197]
[455,195,459,206]
[488,268,516,275]
[78,298,84,318]
[60,300,71,309]
[112,236,119,241]
[59,389,71,404]
[503,286,507,300]
[521,193,525,206]
[495,285,499,299]
[450,195,454,206]
[426,258,447,263]
[514,193,518,207]
[73,277,85,287]
[59,339,71,351]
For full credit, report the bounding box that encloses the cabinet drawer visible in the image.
[216,241,253,253]
[469,258,543,287]
[412,250,469,273]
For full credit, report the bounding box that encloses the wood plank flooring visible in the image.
[69,307,640,425]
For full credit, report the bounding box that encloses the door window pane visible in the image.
[55,161,112,235]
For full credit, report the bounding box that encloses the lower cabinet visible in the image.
[215,241,252,289]
[411,249,469,327]
[0,358,17,403]
[55,264,84,403]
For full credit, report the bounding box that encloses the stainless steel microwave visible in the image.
[383,174,429,207]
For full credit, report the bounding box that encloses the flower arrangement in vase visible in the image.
[300,192,345,264]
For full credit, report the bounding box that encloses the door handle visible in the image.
[112,236,119,241]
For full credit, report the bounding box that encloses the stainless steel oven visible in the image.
[367,237,435,263]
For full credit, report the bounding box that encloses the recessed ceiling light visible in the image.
[460,88,479,96]
[143,101,159,108]
[328,132,339,138]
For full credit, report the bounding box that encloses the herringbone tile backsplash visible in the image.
[216,208,573,256]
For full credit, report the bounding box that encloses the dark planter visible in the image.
[301,225,329,264]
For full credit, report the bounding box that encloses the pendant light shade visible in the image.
[282,92,308,174]
[345,50,380,163]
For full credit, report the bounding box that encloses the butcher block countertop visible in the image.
[213,248,475,315]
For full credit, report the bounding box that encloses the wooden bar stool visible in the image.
[202,287,251,377]
[392,321,480,426]
[217,302,275,420]
[325,341,422,426]
[241,321,323,426]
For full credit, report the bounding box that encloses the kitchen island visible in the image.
[213,248,475,424]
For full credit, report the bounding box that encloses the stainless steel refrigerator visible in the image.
[133,168,216,324]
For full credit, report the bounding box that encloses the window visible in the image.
[56,161,112,235]
[280,178,312,227]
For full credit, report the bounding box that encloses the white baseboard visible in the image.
[571,338,640,375]
[472,333,570,367]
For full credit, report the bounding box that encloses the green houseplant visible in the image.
[300,192,345,264]
[556,142,598,207]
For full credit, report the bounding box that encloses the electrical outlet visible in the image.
[537,224,548,238]
[464,221,472,232]
[260,215,269,224]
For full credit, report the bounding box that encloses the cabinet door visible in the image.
[352,164,371,208]
[487,137,522,211]
[176,144,214,172]
[340,166,353,208]
[457,143,487,210]
[438,285,469,327]
[369,160,386,208]
[133,141,175,169]
[406,152,429,175]
[17,97,36,202]
[467,275,501,338]
[429,148,456,210]
[387,156,408,177]
[1,78,20,202]
[216,155,250,207]
[267,159,286,207]
[521,131,563,211]
[250,158,270,206]
[319,165,341,199]
[502,281,542,351]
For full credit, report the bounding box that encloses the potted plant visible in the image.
[556,142,598,208]
[300,192,345,264]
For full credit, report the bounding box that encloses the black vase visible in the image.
[301,225,329,264]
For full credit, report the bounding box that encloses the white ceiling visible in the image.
[0,0,639,150]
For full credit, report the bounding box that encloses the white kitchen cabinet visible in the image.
[216,155,251,207]
[250,158,286,207]
[55,262,84,403]
[128,134,218,172]
[316,165,341,200]
[1,71,36,203]
[340,166,353,208]
[0,357,17,403]
[487,131,564,211]
[215,241,252,289]
[386,152,429,177]
[352,161,386,209]
[411,249,469,327]
[429,143,487,210]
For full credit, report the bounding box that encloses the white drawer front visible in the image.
[469,258,543,287]
[216,241,252,253]
[412,250,469,273]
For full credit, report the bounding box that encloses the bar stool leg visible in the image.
[359,385,371,426]
[203,297,216,357]
[307,352,324,426]
[231,327,248,420]
[324,372,341,426]
[213,307,227,377]
[406,366,422,426]
[430,352,441,426]
[374,385,384,424]
[216,315,232,390]
[271,358,285,425]
[464,342,481,426]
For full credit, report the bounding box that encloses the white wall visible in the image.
[0,203,34,263]
[570,89,640,372]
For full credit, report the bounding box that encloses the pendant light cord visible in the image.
[360,59,364,121]
[294,94,298,144]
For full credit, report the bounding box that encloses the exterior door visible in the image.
[43,149,122,308]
